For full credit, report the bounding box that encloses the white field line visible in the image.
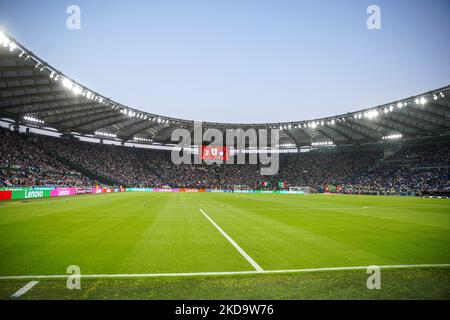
[199,208,263,272]
[0,264,449,281]
[10,280,39,298]
[200,206,448,211]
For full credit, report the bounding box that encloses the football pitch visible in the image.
[0,192,449,299]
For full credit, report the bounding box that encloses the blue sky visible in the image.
[0,0,449,123]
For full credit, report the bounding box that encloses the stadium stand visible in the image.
[352,140,450,195]
[36,134,163,188]
[0,127,93,187]
[1,126,448,195]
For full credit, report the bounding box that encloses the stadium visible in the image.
[0,2,449,302]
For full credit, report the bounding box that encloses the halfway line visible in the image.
[199,208,263,272]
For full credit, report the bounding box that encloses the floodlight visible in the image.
[9,42,17,52]
[62,78,73,89]
[419,97,427,105]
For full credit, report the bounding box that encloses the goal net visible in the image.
[288,186,311,194]
[229,185,251,192]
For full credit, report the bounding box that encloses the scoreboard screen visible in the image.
[201,145,229,161]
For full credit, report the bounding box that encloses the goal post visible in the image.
[288,186,311,194]
[228,185,251,192]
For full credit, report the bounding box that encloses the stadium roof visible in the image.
[1,30,449,149]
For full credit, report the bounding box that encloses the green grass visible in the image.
[0,268,448,300]
[0,192,449,299]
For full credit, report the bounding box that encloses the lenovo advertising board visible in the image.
[11,189,51,200]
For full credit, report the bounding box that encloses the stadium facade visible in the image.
[0,30,449,149]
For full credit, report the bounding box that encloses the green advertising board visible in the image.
[0,187,53,191]
[11,189,51,200]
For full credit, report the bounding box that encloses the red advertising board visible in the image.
[0,190,12,201]
[201,145,228,161]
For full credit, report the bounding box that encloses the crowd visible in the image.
[0,127,448,194]
[0,128,93,187]
[35,135,164,188]
[351,142,450,194]
[134,148,384,190]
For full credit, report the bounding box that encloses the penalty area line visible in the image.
[199,208,263,272]
[0,264,449,281]
[10,280,39,298]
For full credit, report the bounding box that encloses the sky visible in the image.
[0,0,449,123]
